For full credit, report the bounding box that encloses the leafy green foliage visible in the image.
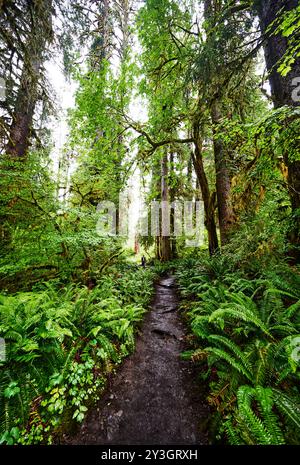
[225,385,285,445]
[0,267,156,444]
[274,5,300,76]
[176,255,300,444]
[0,153,125,290]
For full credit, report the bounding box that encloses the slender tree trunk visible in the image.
[211,100,236,245]
[117,0,130,61]
[91,0,111,66]
[203,0,236,246]
[169,151,177,258]
[153,162,161,260]
[255,0,300,260]
[160,150,172,262]
[187,154,193,191]
[156,236,161,260]
[192,124,219,255]
[195,178,201,201]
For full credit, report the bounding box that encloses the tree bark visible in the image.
[169,151,177,258]
[160,150,172,262]
[203,0,236,246]
[255,0,300,260]
[192,124,219,255]
[211,100,236,245]
[256,0,300,108]
[6,58,41,158]
[5,0,52,159]
[91,0,111,66]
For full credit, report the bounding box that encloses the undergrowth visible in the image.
[175,253,300,445]
[0,265,156,444]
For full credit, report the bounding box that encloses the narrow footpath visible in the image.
[65,275,209,445]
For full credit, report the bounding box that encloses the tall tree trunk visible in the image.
[160,150,172,262]
[192,123,219,255]
[91,0,111,66]
[256,0,300,108]
[6,58,41,158]
[117,0,130,61]
[169,151,177,258]
[153,161,161,260]
[255,0,300,260]
[187,154,193,191]
[203,0,236,246]
[211,100,236,245]
[5,0,52,159]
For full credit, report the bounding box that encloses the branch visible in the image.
[171,23,200,37]
[150,57,178,74]
[98,250,125,275]
[120,113,194,150]
[220,1,251,21]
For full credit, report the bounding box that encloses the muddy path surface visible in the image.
[65,275,209,445]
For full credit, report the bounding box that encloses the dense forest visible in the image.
[0,0,300,447]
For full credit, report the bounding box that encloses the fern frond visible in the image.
[224,419,243,445]
[273,389,300,431]
[207,334,252,374]
[206,347,253,381]
[209,304,271,337]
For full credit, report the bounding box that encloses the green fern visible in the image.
[206,347,253,381]
[273,389,300,430]
[207,334,252,374]
[236,386,285,445]
[209,303,272,337]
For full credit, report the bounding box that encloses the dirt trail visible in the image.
[65,275,209,445]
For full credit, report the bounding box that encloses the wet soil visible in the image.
[64,275,209,445]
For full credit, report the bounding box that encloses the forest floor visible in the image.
[64,274,209,445]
